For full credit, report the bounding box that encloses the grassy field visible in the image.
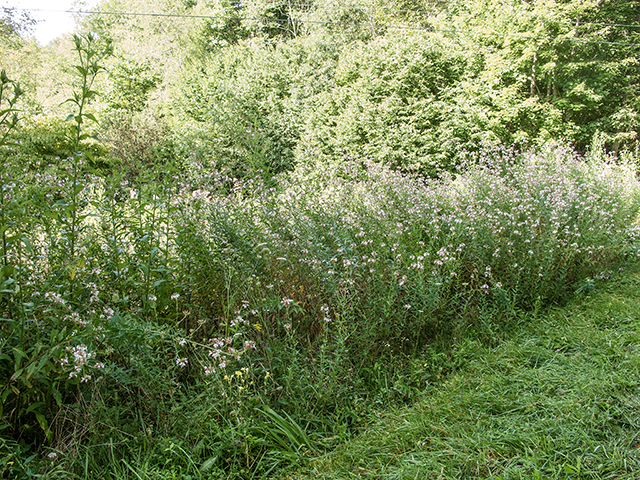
[294,262,640,479]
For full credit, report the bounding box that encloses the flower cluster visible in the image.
[65,344,94,382]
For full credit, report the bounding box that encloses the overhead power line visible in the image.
[14,7,640,47]
[69,8,434,31]
[12,7,443,32]
[217,1,447,15]
[13,3,640,30]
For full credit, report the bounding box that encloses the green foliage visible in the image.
[5,2,640,478]
[168,0,640,176]
[70,0,640,176]
[301,262,640,479]
[103,57,160,113]
[65,34,112,150]
[237,0,380,41]
[301,32,468,174]
[0,116,111,175]
[174,36,337,179]
[185,0,248,53]
[437,0,640,152]
[0,36,114,467]
[3,117,640,478]
[98,110,174,180]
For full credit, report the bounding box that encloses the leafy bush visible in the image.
[98,109,176,180]
[172,34,343,180]
[300,32,468,174]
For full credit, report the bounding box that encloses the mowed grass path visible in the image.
[298,262,640,479]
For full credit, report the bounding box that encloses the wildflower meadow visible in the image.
[2,3,640,476]
[2,57,640,474]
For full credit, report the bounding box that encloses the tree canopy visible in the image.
[3,0,640,175]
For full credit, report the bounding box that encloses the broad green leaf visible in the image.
[20,236,32,252]
[26,401,45,414]
[52,385,62,406]
[35,413,52,441]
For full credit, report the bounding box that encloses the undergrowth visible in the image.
[1,37,640,479]
[298,260,640,479]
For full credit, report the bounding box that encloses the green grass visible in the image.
[294,263,640,479]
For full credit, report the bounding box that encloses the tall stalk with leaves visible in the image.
[0,70,22,148]
[0,35,112,472]
[0,69,24,314]
[58,34,111,294]
[0,69,51,475]
[0,69,28,364]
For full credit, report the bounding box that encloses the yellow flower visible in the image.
[253,323,262,331]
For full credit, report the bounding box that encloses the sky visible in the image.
[2,0,101,45]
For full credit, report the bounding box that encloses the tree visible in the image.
[0,7,36,45]
[437,0,640,151]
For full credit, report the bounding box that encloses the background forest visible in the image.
[2,0,640,478]
[4,0,640,177]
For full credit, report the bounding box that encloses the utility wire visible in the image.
[15,8,440,31]
[18,6,640,30]
[225,3,640,29]
[13,3,640,29]
[223,1,446,14]
[15,7,640,47]
[243,4,640,27]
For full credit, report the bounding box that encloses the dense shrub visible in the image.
[300,32,468,174]
[173,36,339,179]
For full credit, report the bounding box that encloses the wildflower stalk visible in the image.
[0,69,23,148]
[62,34,111,294]
[0,71,23,328]
[0,71,22,266]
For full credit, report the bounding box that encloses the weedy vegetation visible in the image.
[2,0,640,478]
